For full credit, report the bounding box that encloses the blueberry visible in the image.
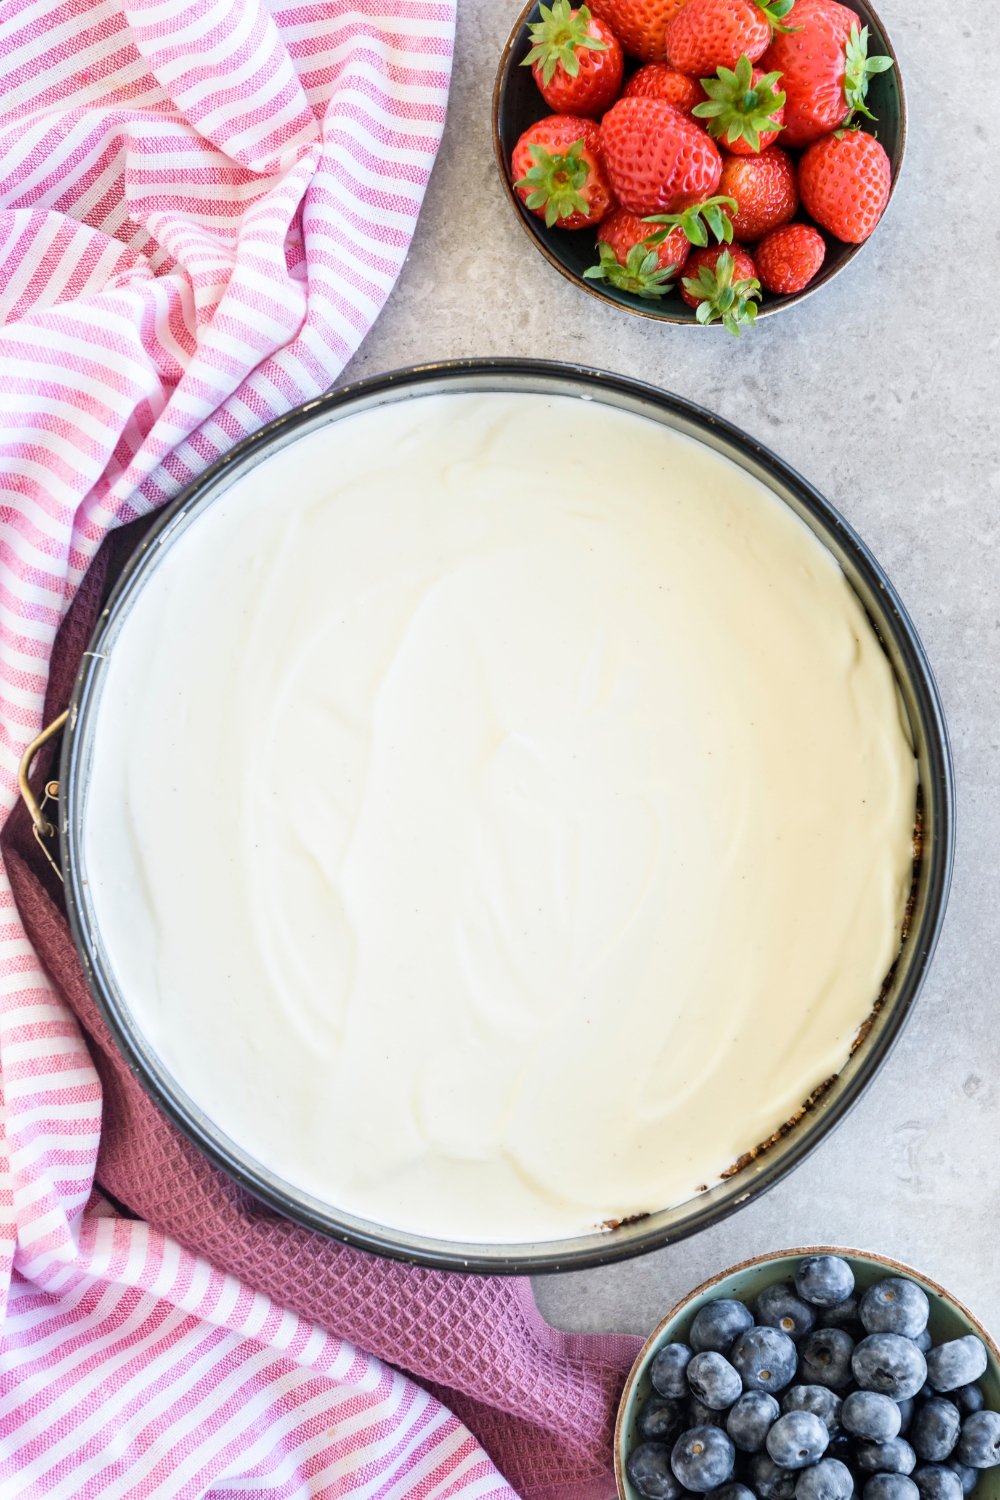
[629,1442,689,1500]
[925,1341,988,1396]
[729,1393,781,1453]
[672,1427,737,1493]
[689,1354,746,1411]
[910,1401,961,1464]
[954,1388,985,1417]
[692,1303,756,1356]
[749,1453,799,1500]
[863,1476,919,1500]
[692,1397,733,1430]
[767,1413,830,1470]
[914,1333,933,1355]
[852,1337,928,1401]
[912,1466,963,1500]
[654,1345,695,1399]
[795,1459,855,1500]
[800,1331,856,1390]
[843,1393,903,1444]
[956,1412,1000,1469]
[821,1301,862,1333]
[897,1403,915,1437]
[859,1283,929,1342]
[797,1259,856,1310]
[642,1396,692,1446]
[857,1442,917,1476]
[945,1462,979,1496]
[732,1329,800,1395]
[783,1388,843,1436]
[710,1485,756,1500]
[758,1288,819,1344]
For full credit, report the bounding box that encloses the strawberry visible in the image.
[693,54,785,152]
[718,145,798,241]
[798,128,890,242]
[663,0,796,79]
[522,2,624,118]
[600,96,722,216]
[512,116,615,228]
[755,222,825,291]
[623,63,705,113]
[587,0,691,64]
[680,244,761,333]
[599,207,692,272]
[760,1,894,147]
[584,207,691,296]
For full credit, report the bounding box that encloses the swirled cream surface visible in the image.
[84,392,917,1244]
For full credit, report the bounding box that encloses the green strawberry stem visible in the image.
[843,22,894,123]
[521,0,607,86]
[643,196,738,249]
[755,0,799,34]
[583,240,679,298]
[693,55,785,152]
[514,139,592,227]
[681,250,761,337]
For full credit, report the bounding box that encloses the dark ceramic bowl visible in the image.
[616,1247,1000,1500]
[493,0,906,323]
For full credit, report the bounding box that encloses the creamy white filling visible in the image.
[83,392,918,1244]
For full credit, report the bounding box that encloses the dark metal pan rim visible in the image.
[60,358,954,1275]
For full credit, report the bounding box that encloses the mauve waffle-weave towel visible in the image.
[4,527,643,1500]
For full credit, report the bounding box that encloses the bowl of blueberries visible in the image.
[617,1250,1000,1500]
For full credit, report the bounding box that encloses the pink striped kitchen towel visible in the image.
[0,1,643,1496]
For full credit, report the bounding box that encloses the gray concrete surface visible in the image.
[341,0,1000,1337]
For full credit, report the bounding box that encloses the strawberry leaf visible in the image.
[583,240,679,298]
[643,196,738,247]
[681,250,761,337]
[522,0,607,88]
[755,0,800,34]
[693,53,785,150]
[514,139,592,226]
[703,203,734,245]
[843,22,894,124]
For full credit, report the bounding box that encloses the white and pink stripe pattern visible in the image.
[0,2,518,1496]
[4,1200,507,1499]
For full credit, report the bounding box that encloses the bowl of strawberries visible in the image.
[492,0,905,333]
